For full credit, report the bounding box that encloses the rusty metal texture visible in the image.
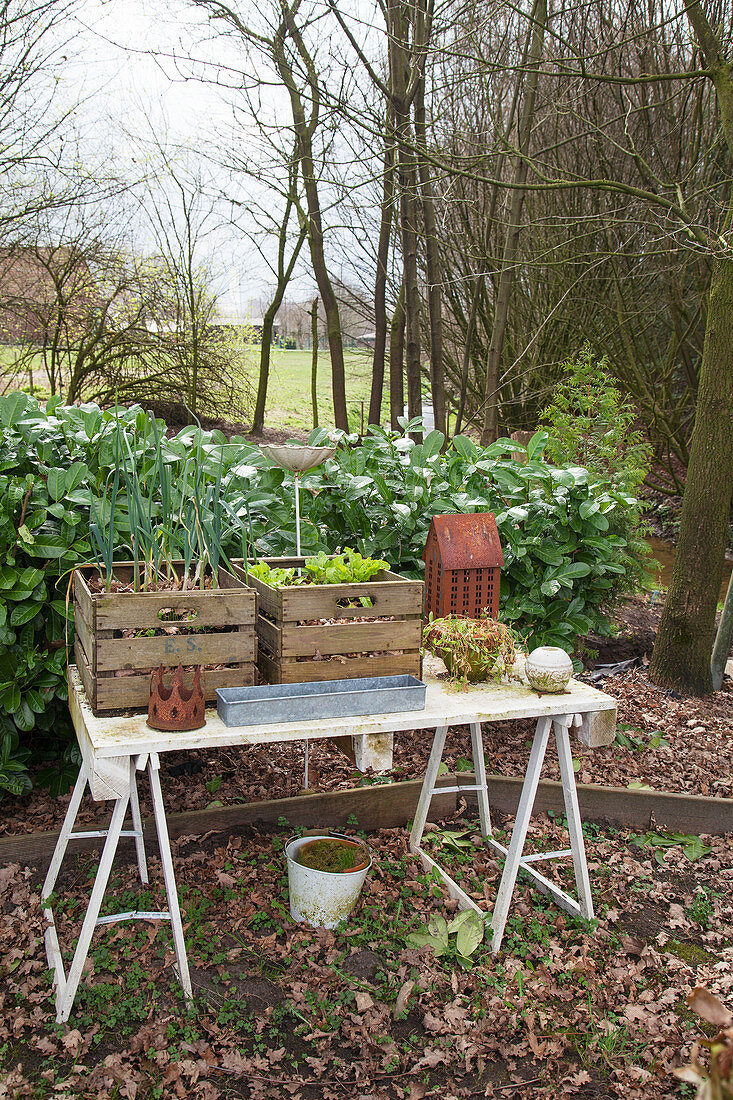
[423,513,504,570]
[423,514,503,621]
[147,664,206,731]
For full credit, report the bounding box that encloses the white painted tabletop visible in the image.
[68,660,616,762]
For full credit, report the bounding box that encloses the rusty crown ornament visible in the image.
[147,664,206,731]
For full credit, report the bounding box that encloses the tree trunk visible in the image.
[302,165,349,431]
[389,284,406,429]
[711,571,733,691]
[252,166,306,435]
[275,6,348,431]
[399,159,422,427]
[454,273,482,435]
[389,0,422,431]
[369,129,395,429]
[480,0,546,445]
[311,296,319,429]
[414,49,446,437]
[649,255,733,694]
[189,317,199,415]
[253,308,277,433]
[649,1,733,695]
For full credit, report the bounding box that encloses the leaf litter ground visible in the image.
[1,811,732,1099]
[2,593,732,1097]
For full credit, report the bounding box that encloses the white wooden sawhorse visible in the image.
[42,752,192,1024]
[409,713,594,953]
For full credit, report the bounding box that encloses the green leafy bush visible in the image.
[0,393,649,790]
[303,421,650,648]
[539,344,653,494]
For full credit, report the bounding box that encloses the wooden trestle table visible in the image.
[43,662,616,1023]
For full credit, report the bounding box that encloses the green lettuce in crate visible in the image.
[304,548,388,585]
[247,562,297,586]
[248,548,389,587]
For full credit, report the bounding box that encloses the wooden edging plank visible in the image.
[0,778,458,866]
[1,774,730,868]
[482,775,733,835]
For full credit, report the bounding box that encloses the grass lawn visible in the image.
[258,347,381,435]
[0,347,42,392]
[1,345,382,436]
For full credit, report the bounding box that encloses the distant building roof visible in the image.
[213,307,280,329]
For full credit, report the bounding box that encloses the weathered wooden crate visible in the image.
[73,562,257,713]
[232,557,423,685]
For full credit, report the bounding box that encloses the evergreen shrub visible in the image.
[0,393,649,791]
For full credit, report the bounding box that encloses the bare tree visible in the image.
[189,0,350,429]
[389,281,406,427]
[434,0,732,692]
[244,143,308,433]
[413,2,447,437]
[368,116,396,428]
[310,295,319,427]
[480,0,547,445]
[649,2,733,694]
[140,155,227,416]
[0,0,83,235]
[274,1,349,430]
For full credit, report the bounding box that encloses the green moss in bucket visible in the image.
[297,838,367,873]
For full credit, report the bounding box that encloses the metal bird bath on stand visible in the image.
[259,444,336,560]
[258,444,337,790]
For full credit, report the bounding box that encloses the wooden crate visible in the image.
[232,557,423,685]
[73,562,257,713]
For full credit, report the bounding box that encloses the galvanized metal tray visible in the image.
[216,675,426,727]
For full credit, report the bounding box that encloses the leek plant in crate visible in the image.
[74,413,257,713]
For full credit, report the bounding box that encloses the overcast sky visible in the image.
[68,0,293,311]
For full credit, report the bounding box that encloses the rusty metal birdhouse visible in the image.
[423,514,504,620]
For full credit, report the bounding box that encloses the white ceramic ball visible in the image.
[524,646,573,693]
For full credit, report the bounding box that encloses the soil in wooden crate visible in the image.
[87,580,234,645]
[112,662,231,678]
[258,611,410,664]
[258,610,398,627]
[85,573,217,595]
[89,576,234,640]
[294,651,408,663]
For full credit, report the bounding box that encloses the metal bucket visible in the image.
[285,833,372,930]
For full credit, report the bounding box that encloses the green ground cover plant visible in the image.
[0,392,648,785]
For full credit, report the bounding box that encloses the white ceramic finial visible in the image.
[524,646,573,692]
